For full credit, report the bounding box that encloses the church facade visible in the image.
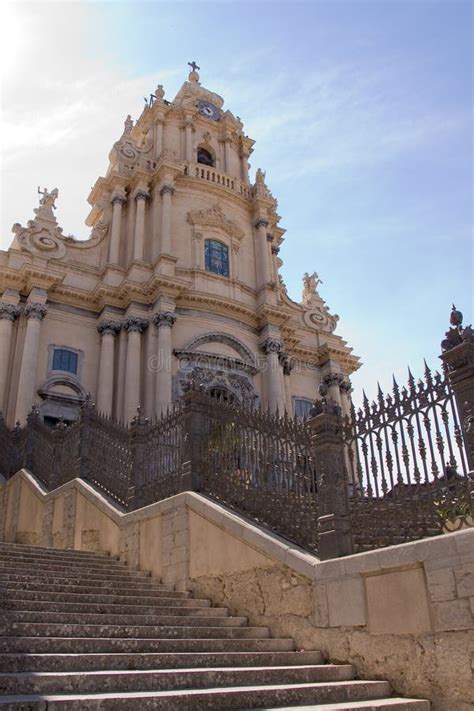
[0,65,359,427]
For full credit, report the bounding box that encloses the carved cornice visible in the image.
[153,311,176,329]
[0,304,21,322]
[24,302,48,321]
[97,320,122,336]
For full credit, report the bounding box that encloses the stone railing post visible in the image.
[181,385,205,492]
[440,305,474,472]
[79,395,95,482]
[309,398,353,560]
[130,406,149,510]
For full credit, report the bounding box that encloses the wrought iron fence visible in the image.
[80,407,133,509]
[134,404,184,507]
[0,307,472,560]
[343,363,472,553]
[192,391,319,553]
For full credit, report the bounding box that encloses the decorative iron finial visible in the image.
[188,60,200,83]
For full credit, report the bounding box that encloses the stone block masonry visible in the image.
[1,468,472,710]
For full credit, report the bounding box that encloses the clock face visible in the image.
[197,100,220,121]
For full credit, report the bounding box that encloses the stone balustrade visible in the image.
[183,162,251,198]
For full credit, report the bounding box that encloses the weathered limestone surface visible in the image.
[1,469,472,710]
[190,565,473,711]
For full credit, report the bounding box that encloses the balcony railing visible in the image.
[183,162,251,198]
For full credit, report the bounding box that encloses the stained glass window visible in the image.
[205,239,229,277]
[52,349,78,375]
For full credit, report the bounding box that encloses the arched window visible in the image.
[294,398,313,419]
[205,239,229,277]
[52,348,78,375]
[197,147,214,167]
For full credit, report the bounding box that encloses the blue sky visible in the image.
[0,0,472,405]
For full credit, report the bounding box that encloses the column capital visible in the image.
[153,312,176,329]
[0,304,21,322]
[97,320,122,337]
[111,194,127,206]
[134,190,150,203]
[160,184,175,197]
[24,303,48,321]
[271,245,280,255]
[340,378,352,394]
[254,218,269,229]
[266,233,274,242]
[260,337,282,355]
[124,316,148,334]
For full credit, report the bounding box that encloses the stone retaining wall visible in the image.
[1,469,473,709]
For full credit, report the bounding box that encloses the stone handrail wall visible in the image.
[0,468,472,710]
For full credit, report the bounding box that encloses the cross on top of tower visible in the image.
[188,60,200,72]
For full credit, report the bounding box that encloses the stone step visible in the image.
[0,680,392,709]
[2,590,211,607]
[0,572,172,589]
[0,665,355,695]
[0,637,296,654]
[0,580,190,597]
[0,554,131,570]
[0,543,119,562]
[3,599,226,616]
[6,622,271,639]
[249,702,430,710]
[0,650,324,673]
[6,610,247,627]
[0,561,153,579]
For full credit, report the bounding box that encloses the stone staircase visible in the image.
[0,543,430,709]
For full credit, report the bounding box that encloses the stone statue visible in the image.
[34,187,58,222]
[303,271,322,300]
[255,168,266,185]
[124,114,133,135]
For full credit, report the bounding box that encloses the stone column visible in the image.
[279,352,294,415]
[254,218,270,290]
[241,151,249,183]
[261,338,285,413]
[123,317,148,423]
[319,372,343,408]
[154,119,163,159]
[109,195,126,264]
[0,304,21,413]
[271,243,280,283]
[193,231,203,269]
[184,117,193,161]
[160,184,175,255]
[153,312,176,415]
[224,138,232,173]
[96,321,121,416]
[133,189,149,262]
[15,303,48,424]
[309,399,353,560]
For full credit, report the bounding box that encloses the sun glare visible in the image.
[0,2,26,78]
